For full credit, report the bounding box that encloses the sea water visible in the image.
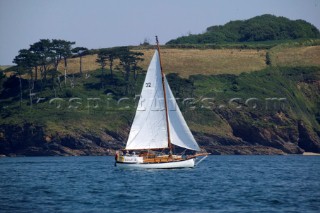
[0,155,319,212]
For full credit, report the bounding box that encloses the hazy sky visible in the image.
[1,0,319,65]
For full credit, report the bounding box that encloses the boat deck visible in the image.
[143,155,184,163]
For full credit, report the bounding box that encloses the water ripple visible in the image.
[0,156,319,212]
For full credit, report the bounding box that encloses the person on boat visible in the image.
[115,152,118,161]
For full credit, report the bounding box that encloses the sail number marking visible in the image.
[146,83,151,87]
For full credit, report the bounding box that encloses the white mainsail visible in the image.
[125,50,200,151]
[126,50,167,150]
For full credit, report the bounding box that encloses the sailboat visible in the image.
[115,37,208,169]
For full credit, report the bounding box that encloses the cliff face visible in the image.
[0,110,319,156]
[198,111,319,155]
[0,123,125,156]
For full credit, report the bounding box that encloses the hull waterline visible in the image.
[116,158,195,169]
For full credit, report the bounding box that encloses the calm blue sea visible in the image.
[0,155,319,213]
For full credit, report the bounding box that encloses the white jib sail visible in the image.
[125,50,168,150]
[164,77,200,151]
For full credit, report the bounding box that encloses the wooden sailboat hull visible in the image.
[116,158,195,169]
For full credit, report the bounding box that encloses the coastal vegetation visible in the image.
[0,14,320,156]
[167,14,320,44]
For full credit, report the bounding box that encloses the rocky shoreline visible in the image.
[0,122,319,157]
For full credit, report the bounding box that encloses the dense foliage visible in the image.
[167,14,320,44]
[1,65,320,155]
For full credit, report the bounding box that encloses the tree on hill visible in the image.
[52,39,75,85]
[13,39,76,91]
[29,39,54,87]
[117,47,144,95]
[131,52,144,80]
[96,51,107,88]
[72,47,89,76]
[97,48,119,79]
[51,40,65,82]
[13,49,37,82]
[95,47,144,92]
[166,14,320,44]
[12,49,34,108]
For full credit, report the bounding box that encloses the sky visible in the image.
[0,0,319,65]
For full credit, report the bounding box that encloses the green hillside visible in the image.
[1,14,320,156]
[1,63,320,156]
[167,14,320,44]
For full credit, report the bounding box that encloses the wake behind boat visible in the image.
[115,37,208,169]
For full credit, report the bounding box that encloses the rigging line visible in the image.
[181,149,187,155]
[195,155,208,166]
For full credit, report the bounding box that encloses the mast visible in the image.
[156,36,173,154]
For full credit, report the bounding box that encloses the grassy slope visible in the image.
[271,46,320,67]
[58,48,267,77]
[56,43,320,78]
